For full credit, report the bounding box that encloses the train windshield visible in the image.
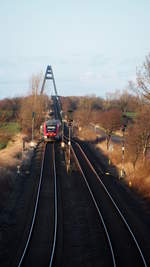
[46,125,57,133]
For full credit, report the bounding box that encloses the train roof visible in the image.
[45,119,61,126]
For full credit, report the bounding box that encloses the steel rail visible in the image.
[71,144,117,267]
[74,140,148,267]
[49,144,58,267]
[17,143,47,267]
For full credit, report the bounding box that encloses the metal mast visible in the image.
[40,65,58,96]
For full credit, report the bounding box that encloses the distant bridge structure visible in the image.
[40,65,58,96]
[40,65,62,119]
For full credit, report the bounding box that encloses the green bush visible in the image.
[0,122,21,150]
[0,122,21,134]
[0,142,7,150]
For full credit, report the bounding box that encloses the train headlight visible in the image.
[61,141,65,148]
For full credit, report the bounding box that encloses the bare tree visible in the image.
[20,73,47,137]
[126,125,142,170]
[98,109,122,149]
[126,105,150,165]
[136,53,150,101]
[73,96,93,126]
[0,98,21,123]
[136,105,150,162]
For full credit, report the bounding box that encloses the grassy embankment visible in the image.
[77,125,150,198]
[0,122,21,150]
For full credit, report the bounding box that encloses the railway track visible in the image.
[7,133,148,267]
[13,143,58,267]
[70,139,148,267]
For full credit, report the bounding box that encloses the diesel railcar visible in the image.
[40,119,62,142]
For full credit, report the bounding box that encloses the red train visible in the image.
[40,119,62,142]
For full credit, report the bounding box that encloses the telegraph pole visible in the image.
[121,128,125,177]
[61,110,65,148]
[120,113,128,178]
[32,112,34,141]
[67,109,73,171]
[68,126,71,167]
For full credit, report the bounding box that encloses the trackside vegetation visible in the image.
[0,122,21,134]
[0,73,48,150]
[61,53,150,198]
[1,53,150,197]
[0,122,21,150]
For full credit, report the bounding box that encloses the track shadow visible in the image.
[75,137,119,178]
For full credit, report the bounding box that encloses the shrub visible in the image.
[0,143,7,150]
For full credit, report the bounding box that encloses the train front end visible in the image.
[42,120,61,142]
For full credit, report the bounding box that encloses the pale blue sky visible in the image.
[0,0,150,98]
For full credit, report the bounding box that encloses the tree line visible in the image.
[1,53,150,175]
[0,74,49,142]
[61,53,150,175]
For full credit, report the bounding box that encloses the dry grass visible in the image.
[0,133,36,208]
[0,133,31,167]
[77,127,97,141]
[130,164,150,198]
[97,139,150,198]
[78,126,150,198]
[96,141,122,165]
